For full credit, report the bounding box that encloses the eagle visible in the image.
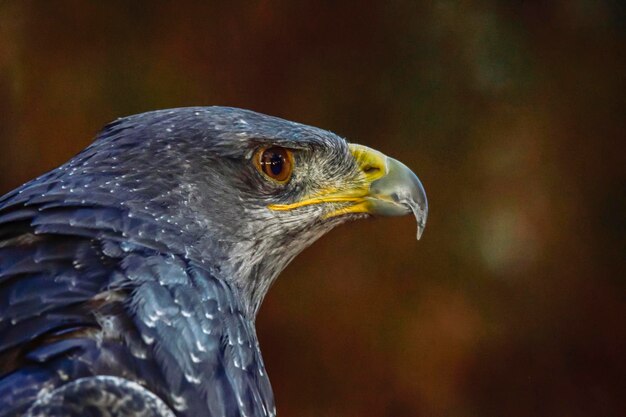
[0,107,427,417]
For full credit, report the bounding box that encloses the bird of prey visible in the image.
[0,107,427,417]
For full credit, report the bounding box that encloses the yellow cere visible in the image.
[347,143,388,182]
[267,144,389,218]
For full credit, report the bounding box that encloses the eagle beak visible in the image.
[268,144,428,240]
[349,144,428,240]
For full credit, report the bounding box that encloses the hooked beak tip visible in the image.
[415,210,428,241]
[403,194,428,240]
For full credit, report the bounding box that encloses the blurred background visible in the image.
[0,1,624,416]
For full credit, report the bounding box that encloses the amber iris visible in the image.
[255,147,293,183]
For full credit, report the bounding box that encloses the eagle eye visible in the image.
[254,147,294,184]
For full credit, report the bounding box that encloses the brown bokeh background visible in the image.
[1,1,624,416]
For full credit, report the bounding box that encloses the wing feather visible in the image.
[0,192,275,416]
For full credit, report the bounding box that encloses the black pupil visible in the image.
[267,152,284,175]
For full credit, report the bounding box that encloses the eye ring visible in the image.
[254,147,294,184]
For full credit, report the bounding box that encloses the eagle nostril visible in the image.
[363,165,380,174]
